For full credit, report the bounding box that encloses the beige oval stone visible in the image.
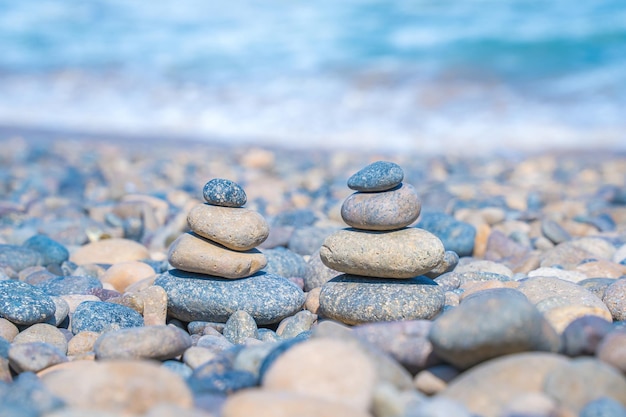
[70,238,150,265]
[340,183,421,231]
[168,232,267,279]
[262,338,376,411]
[320,228,444,278]
[12,323,68,355]
[222,389,373,417]
[100,261,156,292]
[67,331,100,356]
[187,204,269,251]
[41,360,193,413]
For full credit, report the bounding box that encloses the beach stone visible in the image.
[596,330,626,373]
[287,225,339,256]
[187,204,269,251]
[500,392,562,417]
[41,360,193,413]
[441,352,569,417]
[0,371,65,415]
[100,260,156,292]
[561,315,614,357]
[414,364,460,395]
[425,251,459,279]
[94,324,191,360]
[0,245,42,272]
[541,219,572,244]
[13,323,68,354]
[371,382,424,417]
[341,183,421,231]
[580,397,626,417]
[347,161,404,192]
[203,178,247,207]
[70,238,150,265]
[22,235,69,266]
[543,357,626,414]
[353,320,438,373]
[36,275,102,296]
[417,212,476,257]
[223,310,258,344]
[613,243,626,264]
[188,368,257,395]
[222,389,373,417]
[60,294,100,314]
[569,237,617,260]
[262,246,308,278]
[602,278,626,321]
[517,276,612,333]
[0,280,56,325]
[168,232,267,278]
[320,228,444,278]
[262,338,376,411]
[276,310,317,339]
[196,334,235,353]
[303,249,340,291]
[579,277,615,298]
[540,239,612,270]
[304,287,321,314]
[434,270,515,292]
[71,301,144,335]
[0,318,18,341]
[429,289,559,369]
[155,270,305,325]
[67,331,99,356]
[8,342,68,373]
[528,267,588,283]
[46,296,69,327]
[454,259,514,278]
[139,285,168,326]
[259,225,294,249]
[233,342,278,378]
[577,259,626,279]
[320,275,444,325]
[183,346,217,369]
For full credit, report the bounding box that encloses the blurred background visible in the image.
[0,0,625,154]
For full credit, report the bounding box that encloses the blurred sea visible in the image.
[0,0,625,153]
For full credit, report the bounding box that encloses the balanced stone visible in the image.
[0,280,56,325]
[168,232,267,279]
[320,228,444,278]
[347,161,404,192]
[155,270,306,325]
[341,183,421,231]
[71,301,144,335]
[203,178,247,207]
[319,275,445,325]
[188,204,270,251]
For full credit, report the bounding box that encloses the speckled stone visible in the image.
[429,289,560,369]
[347,161,404,192]
[561,315,614,357]
[155,270,306,325]
[425,251,459,279]
[262,247,308,278]
[303,249,341,291]
[0,280,56,325]
[12,323,68,355]
[187,204,269,251]
[35,275,103,296]
[341,183,421,231]
[94,324,192,360]
[8,342,68,373]
[168,232,267,279]
[417,212,476,257]
[71,301,144,335]
[320,228,445,278]
[0,244,42,272]
[602,278,626,321]
[223,311,258,344]
[319,275,445,325]
[578,278,615,299]
[203,178,247,207]
[22,235,69,266]
[276,310,317,339]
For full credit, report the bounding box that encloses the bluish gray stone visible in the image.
[162,360,193,379]
[0,371,64,415]
[261,247,308,278]
[0,336,9,359]
[434,271,514,291]
[188,369,257,395]
[287,225,339,256]
[35,275,103,296]
[203,178,247,207]
[541,219,572,245]
[155,270,306,325]
[580,397,626,417]
[0,280,56,325]
[561,315,613,357]
[223,311,258,344]
[347,161,404,192]
[417,212,476,257]
[8,342,68,373]
[71,301,144,335]
[319,275,445,325]
[0,245,42,272]
[429,288,560,369]
[22,235,69,266]
[270,209,317,227]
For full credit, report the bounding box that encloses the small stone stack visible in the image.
[318,161,447,325]
[156,179,305,325]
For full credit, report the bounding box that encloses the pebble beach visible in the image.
[1,134,626,417]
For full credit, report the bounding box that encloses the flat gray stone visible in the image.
[223,310,258,344]
[203,178,247,207]
[0,280,56,325]
[319,275,444,325]
[155,270,306,325]
[0,245,42,272]
[22,235,69,266]
[347,161,404,192]
[341,183,421,231]
[94,324,192,360]
[71,301,144,335]
[320,228,444,278]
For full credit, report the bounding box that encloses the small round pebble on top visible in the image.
[203,178,247,207]
[347,161,404,192]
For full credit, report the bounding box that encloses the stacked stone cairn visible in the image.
[155,179,305,325]
[318,161,448,325]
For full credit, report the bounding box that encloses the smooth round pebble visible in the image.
[67,331,100,356]
[69,238,150,265]
[580,397,626,417]
[262,247,308,278]
[94,324,191,360]
[71,301,144,335]
[36,275,103,296]
[203,178,247,207]
[100,261,156,292]
[560,315,614,356]
[0,280,56,325]
[223,310,258,344]
[347,161,404,192]
[9,342,68,373]
[276,310,317,339]
[22,235,69,266]
[12,323,68,354]
[0,318,19,342]
[417,212,476,257]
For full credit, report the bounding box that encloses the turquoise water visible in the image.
[0,0,625,152]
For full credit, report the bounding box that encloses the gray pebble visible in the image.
[262,247,308,278]
[22,235,69,266]
[276,310,317,339]
[203,178,247,207]
[0,280,56,325]
[303,248,341,291]
[223,311,258,344]
[287,225,339,256]
[417,212,476,257]
[8,342,68,373]
[580,397,626,417]
[36,275,103,296]
[0,371,64,415]
[71,301,144,335]
[347,161,404,192]
[0,245,42,272]
[94,324,192,360]
[541,218,572,244]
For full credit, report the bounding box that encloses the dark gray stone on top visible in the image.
[347,161,404,192]
[71,301,144,335]
[203,178,247,207]
[0,280,56,325]
[22,235,69,266]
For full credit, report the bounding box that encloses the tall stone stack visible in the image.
[318,161,447,325]
[155,179,305,325]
